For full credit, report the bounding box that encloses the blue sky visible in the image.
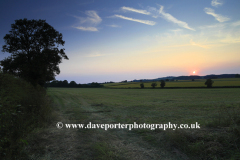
[1,0,240,83]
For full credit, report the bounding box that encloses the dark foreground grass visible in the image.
[0,73,53,159]
[47,88,240,159]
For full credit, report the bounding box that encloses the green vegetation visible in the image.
[104,78,240,88]
[140,83,144,88]
[2,74,239,159]
[160,80,166,88]
[205,78,214,88]
[47,80,103,88]
[0,18,68,159]
[40,88,240,159]
[151,82,157,88]
[0,73,53,159]
[93,142,120,160]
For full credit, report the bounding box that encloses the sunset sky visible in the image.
[0,0,240,83]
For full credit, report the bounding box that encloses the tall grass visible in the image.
[165,104,240,159]
[0,73,53,159]
[48,88,240,159]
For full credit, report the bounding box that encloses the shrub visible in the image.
[0,73,52,159]
[151,82,157,88]
[140,83,144,89]
[160,80,166,88]
[205,79,214,88]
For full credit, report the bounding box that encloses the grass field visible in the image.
[24,88,240,159]
[104,78,240,88]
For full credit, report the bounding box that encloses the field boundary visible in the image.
[104,86,240,89]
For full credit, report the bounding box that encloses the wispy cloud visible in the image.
[220,37,240,44]
[121,6,151,15]
[112,14,156,26]
[190,39,209,48]
[72,10,102,31]
[199,23,226,29]
[158,6,195,31]
[170,29,182,32]
[73,26,98,31]
[147,6,159,18]
[198,21,240,45]
[204,8,230,22]
[106,24,121,28]
[232,21,240,27]
[211,0,223,7]
[73,10,102,25]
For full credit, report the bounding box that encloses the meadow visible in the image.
[104,78,240,88]
[23,87,240,159]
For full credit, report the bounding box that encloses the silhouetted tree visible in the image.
[50,80,59,87]
[140,83,144,88]
[62,80,68,87]
[205,79,214,88]
[57,80,63,87]
[69,81,77,87]
[0,18,68,87]
[151,82,157,88]
[90,82,103,88]
[160,80,165,88]
[47,80,103,88]
[235,74,240,78]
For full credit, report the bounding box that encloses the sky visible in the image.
[0,0,240,84]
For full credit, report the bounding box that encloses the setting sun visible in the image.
[193,71,196,74]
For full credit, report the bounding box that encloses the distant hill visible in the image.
[132,74,238,82]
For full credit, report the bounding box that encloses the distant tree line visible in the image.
[140,80,166,89]
[121,80,127,83]
[104,81,115,83]
[47,80,103,88]
[140,79,217,88]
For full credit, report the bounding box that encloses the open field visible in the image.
[104,78,240,88]
[24,88,240,159]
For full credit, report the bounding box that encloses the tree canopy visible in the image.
[151,82,157,88]
[1,18,68,86]
[205,79,214,88]
[160,80,165,88]
[140,83,144,88]
[47,80,103,88]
